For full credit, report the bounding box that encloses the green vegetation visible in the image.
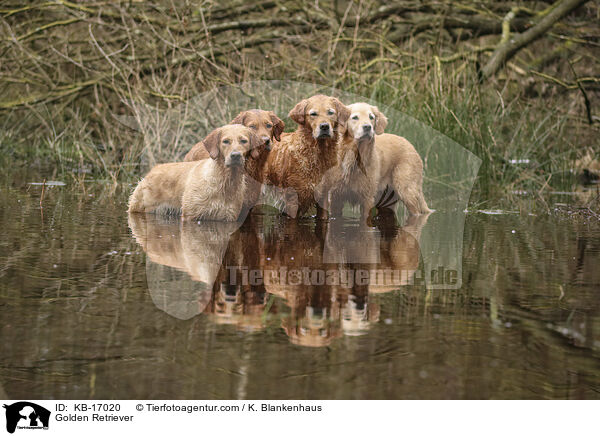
[0,0,598,210]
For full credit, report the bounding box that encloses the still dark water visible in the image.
[1,178,599,400]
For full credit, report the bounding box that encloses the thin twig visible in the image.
[40,178,46,209]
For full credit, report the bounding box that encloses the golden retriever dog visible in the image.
[184,110,285,213]
[320,102,430,220]
[128,124,261,221]
[318,102,388,222]
[263,94,351,218]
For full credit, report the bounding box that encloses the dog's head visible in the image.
[231,109,285,151]
[289,94,350,140]
[202,124,262,167]
[346,103,388,141]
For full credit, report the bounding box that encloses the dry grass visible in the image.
[0,0,598,209]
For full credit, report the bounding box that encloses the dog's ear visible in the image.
[230,111,248,125]
[333,98,351,128]
[248,130,262,159]
[372,106,388,135]
[289,99,308,125]
[202,128,221,160]
[269,111,285,141]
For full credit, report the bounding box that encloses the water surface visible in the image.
[1,179,599,399]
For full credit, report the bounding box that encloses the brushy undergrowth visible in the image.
[1,62,590,211]
[0,1,598,211]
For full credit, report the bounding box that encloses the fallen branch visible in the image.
[386,13,532,42]
[0,78,101,109]
[481,0,589,79]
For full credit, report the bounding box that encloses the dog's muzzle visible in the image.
[316,123,332,138]
[226,151,243,167]
[263,137,272,151]
[357,124,374,140]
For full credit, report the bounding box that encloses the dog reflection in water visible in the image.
[205,282,268,332]
[128,213,269,330]
[258,212,428,346]
[280,283,380,347]
[128,210,429,346]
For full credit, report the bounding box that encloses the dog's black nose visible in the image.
[230,151,242,161]
[263,137,271,151]
[320,123,330,131]
[363,124,372,132]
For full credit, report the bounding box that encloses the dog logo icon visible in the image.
[3,402,50,434]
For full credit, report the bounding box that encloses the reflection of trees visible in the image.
[462,214,600,352]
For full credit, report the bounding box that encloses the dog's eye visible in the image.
[249,125,257,130]
[327,109,335,115]
[351,115,359,120]
[223,139,231,144]
[265,123,273,129]
[309,111,317,117]
[369,113,375,120]
[240,139,248,144]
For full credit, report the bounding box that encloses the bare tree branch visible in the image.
[481,0,589,79]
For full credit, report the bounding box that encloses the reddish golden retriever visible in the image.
[263,94,350,218]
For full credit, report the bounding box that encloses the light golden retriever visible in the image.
[318,102,387,222]
[128,124,261,221]
[263,94,350,218]
[320,102,430,220]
